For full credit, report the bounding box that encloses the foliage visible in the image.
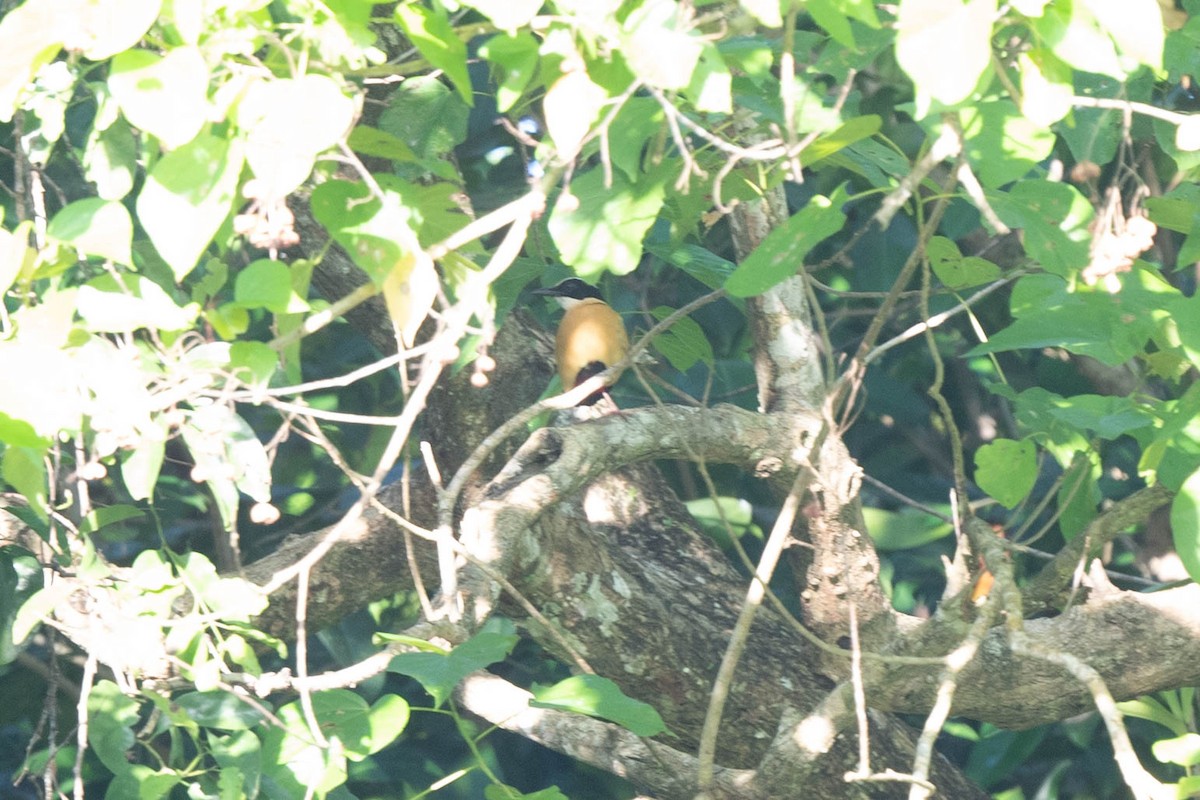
[0,0,1199,797]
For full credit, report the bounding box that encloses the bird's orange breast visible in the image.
[556,299,629,389]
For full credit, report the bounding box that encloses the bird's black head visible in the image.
[532,278,602,301]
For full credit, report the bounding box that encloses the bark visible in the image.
[34,192,1199,800]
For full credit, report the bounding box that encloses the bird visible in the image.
[532,278,629,405]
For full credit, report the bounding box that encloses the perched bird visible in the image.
[533,278,629,404]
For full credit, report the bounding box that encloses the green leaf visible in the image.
[77,273,198,333]
[379,76,470,171]
[531,674,668,737]
[971,275,1151,365]
[0,412,48,448]
[109,46,209,149]
[84,117,137,200]
[181,404,273,527]
[0,221,35,297]
[725,186,848,297]
[1056,455,1099,540]
[1018,49,1073,127]
[364,694,410,756]
[648,243,735,289]
[461,0,541,34]
[685,42,732,113]
[478,32,540,112]
[3,446,48,521]
[607,96,665,183]
[542,69,610,163]
[974,438,1037,508]
[1144,195,1196,235]
[388,618,518,707]
[485,786,569,800]
[395,4,473,106]
[927,236,1002,289]
[235,259,309,313]
[79,505,144,537]
[1117,696,1189,736]
[177,691,268,730]
[346,125,417,162]
[862,507,954,551]
[121,422,167,501]
[987,184,1090,276]
[1153,732,1200,767]
[960,101,1056,188]
[649,306,713,372]
[229,341,278,390]
[106,765,180,800]
[137,133,245,282]
[12,580,75,645]
[1060,73,1131,166]
[292,689,373,759]
[807,0,856,49]
[310,180,428,283]
[208,730,262,800]
[801,115,882,167]
[548,166,668,280]
[686,496,761,548]
[1170,466,1200,585]
[896,0,996,108]
[47,198,132,265]
[88,679,141,774]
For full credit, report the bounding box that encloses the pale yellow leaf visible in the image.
[381,254,438,348]
[543,70,608,162]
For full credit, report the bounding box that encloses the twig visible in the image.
[696,456,821,793]
[905,494,995,800]
[74,653,97,800]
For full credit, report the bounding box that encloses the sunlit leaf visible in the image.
[395,3,473,106]
[543,69,608,162]
[70,0,162,60]
[1080,0,1164,71]
[896,0,996,108]
[549,165,668,279]
[0,0,65,123]
[725,186,848,297]
[621,0,704,91]
[235,259,309,314]
[238,75,355,196]
[1170,467,1200,585]
[479,32,540,112]
[974,438,1037,508]
[137,134,244,282]
[687,42,732,113]
[461,0,541,34]
[381,253,438,348]
[109,46,209,149]
[531,674,668,737]
[1018,50,1073,126]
